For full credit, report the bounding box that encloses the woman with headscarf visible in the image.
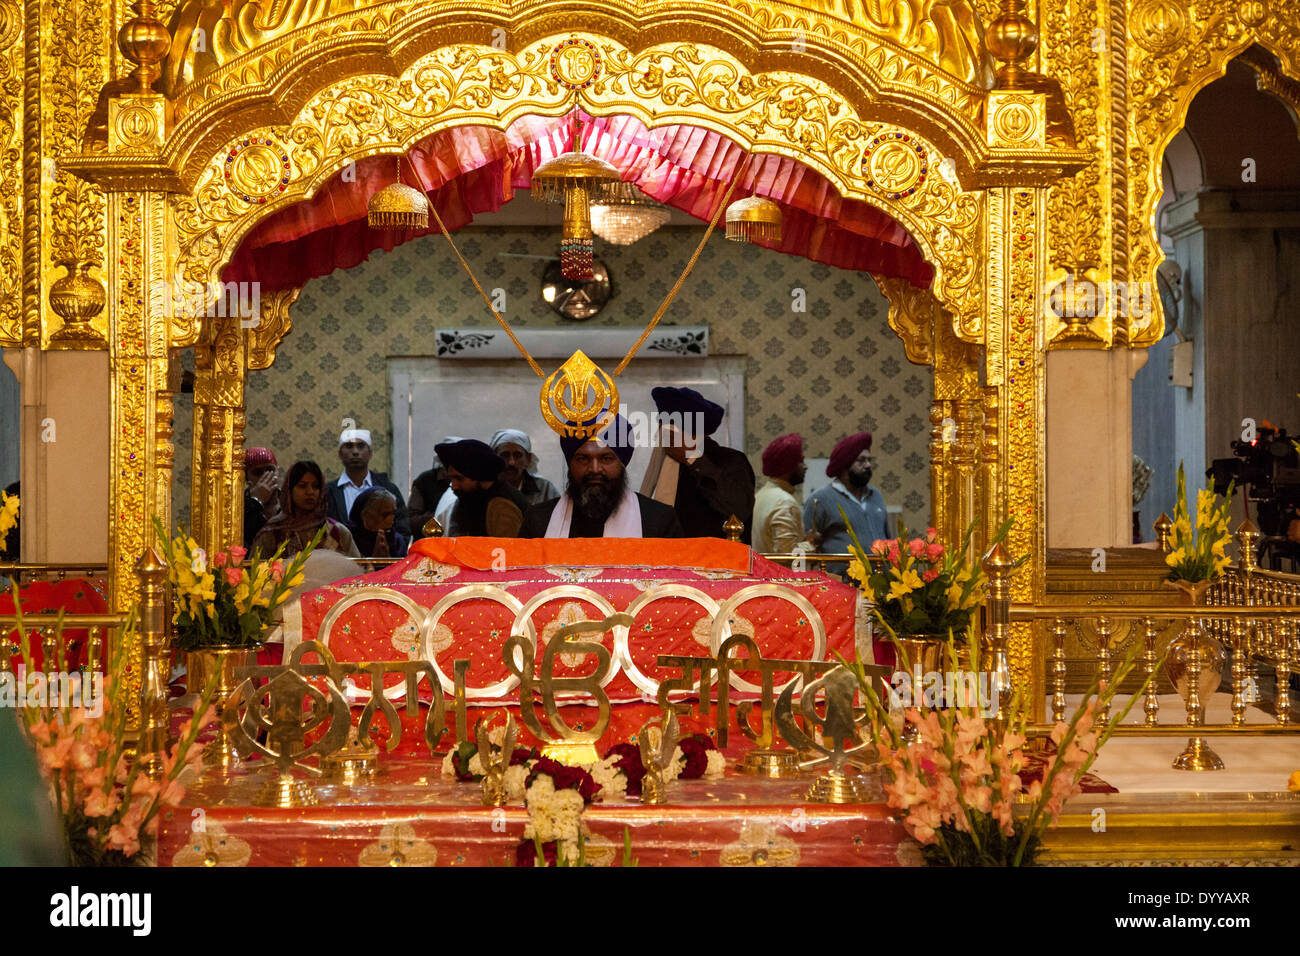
[347,487,409,559]
[252,460,361,559]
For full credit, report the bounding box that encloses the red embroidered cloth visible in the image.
[0,577,110,671]
[294,538,859,705]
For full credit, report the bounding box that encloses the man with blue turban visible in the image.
[642,386,755,542]
[521,414,683,538]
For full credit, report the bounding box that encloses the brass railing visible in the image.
[0,562,109,584]
[982,521,1300,739]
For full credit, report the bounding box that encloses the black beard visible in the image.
[567,468,629,525]
[453,485,490,504]
[846,468,871,490]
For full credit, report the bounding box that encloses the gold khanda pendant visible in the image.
[540,349,619,439]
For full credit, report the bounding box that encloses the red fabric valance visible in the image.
[222,114,933,292]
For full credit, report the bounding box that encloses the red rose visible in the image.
[605,742,646,796]
[527,756,601,803]
[509,746,537,767]
[515,838,558,867]
[677,733,717,779]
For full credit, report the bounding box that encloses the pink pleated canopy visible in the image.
[222,113,934,292]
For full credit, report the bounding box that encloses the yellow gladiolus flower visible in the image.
[888,568,924,602]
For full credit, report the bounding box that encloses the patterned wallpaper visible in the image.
[173,226,933,532]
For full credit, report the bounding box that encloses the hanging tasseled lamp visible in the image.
[367,154,429,229]
[531,122,622,279]
[725,195,782,244]
[591,182,672,246]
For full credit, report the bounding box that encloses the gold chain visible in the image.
[421,146,753,381]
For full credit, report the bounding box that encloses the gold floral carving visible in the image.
[1001,188,1046,713]
[0,0,22,345]
[45,0,111,347]
[1041,0,1107,348]
[246,287,300,370]
[167,38,988,341]
[1125,0,1300,348]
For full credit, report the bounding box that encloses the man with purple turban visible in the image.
[803,431,889,568]
[641,386,755,541]
[753,433,810,553]
[521,415,683,539]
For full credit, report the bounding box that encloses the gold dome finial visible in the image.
[118,0,172,95]
[48,261,108,349]
[985,0,1039,89]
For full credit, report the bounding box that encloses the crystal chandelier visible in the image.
[590,182,672,245]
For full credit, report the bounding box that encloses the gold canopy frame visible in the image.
[4,0,1299,723]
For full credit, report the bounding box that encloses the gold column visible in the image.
[190,317,248,555]
[986,185,1049,720]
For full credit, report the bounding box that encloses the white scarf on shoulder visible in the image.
[544,488,643,538]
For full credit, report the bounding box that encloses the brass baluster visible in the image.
[136,548,170,780]
[982,543,1014,723]
[1050,618,1067,724]
[1184,635,1203,729]
[1095,616,1113,726]
[1230,614,1248,727]
[1142,617,1160,727]
[1276,619,1293,727]
[1237,519,1259,574]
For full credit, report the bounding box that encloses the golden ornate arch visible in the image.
[166,35,991,347]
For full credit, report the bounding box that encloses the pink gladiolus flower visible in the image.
[926,542,944,561]
[213,552,227,568]
[224,566,243,586]
[922,569,940,583]
[925,527,938,543]
[107,823,141,857]
[28,720,51,745]
[870,539,888,557]
[886,541,901,563]
[83,788,120,819]
[908,538,927,558]
[270,560,285,582]
[229,546,247,564]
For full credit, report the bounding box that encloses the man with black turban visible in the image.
[435,438,529,538]
[521,415,683,539]
[642,386,755,542]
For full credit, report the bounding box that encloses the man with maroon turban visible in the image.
[243,446,281,548]
[803,431,889,569]
[753,433,810,552]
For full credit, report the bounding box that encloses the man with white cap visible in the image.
[325,427,411,537]
[491,428,560,509]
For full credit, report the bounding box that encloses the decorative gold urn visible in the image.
[187,644,262,771]
[892,635,946,744]
[1164,580,1226,771]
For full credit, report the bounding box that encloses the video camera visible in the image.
[1208,425,1300,540]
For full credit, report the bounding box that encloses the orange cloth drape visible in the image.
[408,536,754,572]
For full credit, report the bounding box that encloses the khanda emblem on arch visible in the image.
[540,350,621,440]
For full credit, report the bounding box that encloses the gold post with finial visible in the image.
[422,516,444,538]
[117,0,172,95]
[723,514,744,542]
[984,0,1039,90]
[135,546,170,780]
[1153,513,1173,554]
[982,541,1015,723]
[1236,518,1260,573]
